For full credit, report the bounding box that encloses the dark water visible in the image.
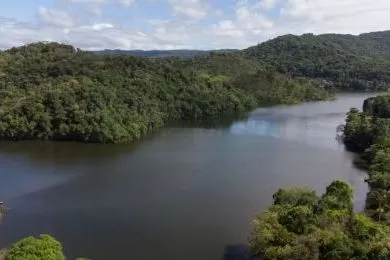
[0,93,374,260]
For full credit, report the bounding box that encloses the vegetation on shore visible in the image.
[0,42,331,143]
[249,94,390,259]
[249,180,390,259]
[5,31,390,143]
[341,94,390,221]
[5,235,65,260]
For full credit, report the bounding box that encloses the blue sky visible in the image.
[0,0,389,50]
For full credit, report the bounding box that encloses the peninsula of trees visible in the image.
[0,42,331,143]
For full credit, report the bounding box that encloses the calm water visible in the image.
[0,93,374,260]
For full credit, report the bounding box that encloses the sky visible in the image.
[0,0,389,50]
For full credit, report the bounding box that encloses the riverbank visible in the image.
[342,93,390,221]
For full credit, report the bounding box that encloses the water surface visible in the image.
[0,93,373,260]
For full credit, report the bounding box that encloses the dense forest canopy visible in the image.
[95,49,237,58]
[2,30,390,143]
[243,31,390,90]
[342,94,390,222]
[248,94,390,259]
[98,30,390,91]
[249,180,390,259]
[0,42,331,143]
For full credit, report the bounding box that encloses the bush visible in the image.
[5,234,65,260]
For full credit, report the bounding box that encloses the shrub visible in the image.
[5,234,65,260]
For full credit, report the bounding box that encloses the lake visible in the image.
[0,93,374,260]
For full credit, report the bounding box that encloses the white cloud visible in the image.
[37,7,75,28]
[79,23,114,31]
[213,20,245,38]
[119,0,134,7]
[236,3,274,29]
[87,4,103,16]
[64,0,106,3]
[0,17,192,50]
[2,0,390,50]
[256,0,278,10]
[168,0,209,20]
[279,0,390,34]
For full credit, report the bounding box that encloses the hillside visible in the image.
[243,31,390,90]
[95,49,237,58]
[0,43,330,143]
[99,30,390,91]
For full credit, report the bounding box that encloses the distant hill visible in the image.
[97,30,390,90]
[95,49,237,58]
[73,29,390,93]
[242,31,390,90]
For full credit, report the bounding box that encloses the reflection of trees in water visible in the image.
[0,202,8,224]
[222,244,255,260]
[230,111,348,149]
[230,118,280,137]
[0,114,249,167]
[168,113,249,130]
[0,141,142,167]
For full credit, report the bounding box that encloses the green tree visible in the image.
[5,235,65,260]
[0,42,332,143]
[273,187,318,208]
[318,180,354,212]
[249,180,390,260]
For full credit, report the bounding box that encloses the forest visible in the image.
[3,31,390,143]
[249,180,390,259]
[248,94,390,259]
[342,94,390,221]
[243,31,390,91]
[0,42,331,143]
[105,30,390,91]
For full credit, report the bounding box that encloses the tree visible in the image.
[0,42,332,143]
[273,187,318,208]
[343,95,390,223]
[249,180,390,260]
[318,180,354,212]
[5,234,65,260]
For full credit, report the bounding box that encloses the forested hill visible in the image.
[95,30,390,91]
[2,30,390,143]
[0,43,331,143]
[95,49,237,58]
[243,31,390,90]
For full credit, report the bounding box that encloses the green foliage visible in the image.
[343,94,390,222]
[249,181,390,260]
[173,52,333,105]
[320,180,354,212]
[273,187,318,208]
[0,43,257,143]
[5,234,65,260]
[342,108,375,151]
[243,32,390,90]
[95,49,237,58]
[0,42,332,143]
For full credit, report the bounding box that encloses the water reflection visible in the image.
[230,119,279,138]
